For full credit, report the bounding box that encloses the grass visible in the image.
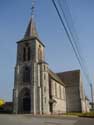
[79,112,94,118]
[64,112,94,118]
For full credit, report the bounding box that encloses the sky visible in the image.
[0,0,94,101]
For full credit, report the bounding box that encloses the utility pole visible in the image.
[90,83,94,109]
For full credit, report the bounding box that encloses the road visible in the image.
[0,114,94,125]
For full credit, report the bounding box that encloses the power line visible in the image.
[51,0,94,103]
[51,0,91,85]
[57,0,91,85]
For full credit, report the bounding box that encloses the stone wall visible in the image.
[57,70,86,113]
[40,63,50,114]
[50,79,66,114]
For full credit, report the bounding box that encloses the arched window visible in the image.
[23,66,30,82]
[23,47,26,61]
[38,45,42,61]
[23,45,31,62]
[27,47,31,61]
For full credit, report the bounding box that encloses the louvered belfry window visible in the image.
[23,66,30,82]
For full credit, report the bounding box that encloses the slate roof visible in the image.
[17,16,45,47]
[24,17,38,38]
[48,69,65,86]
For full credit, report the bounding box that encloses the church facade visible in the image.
[13,15,89,114]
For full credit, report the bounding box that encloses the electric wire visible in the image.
[57,0,91,85]
[51,0,91,86]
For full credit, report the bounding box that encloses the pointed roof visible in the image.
[17,1,45,47]
[24,16,38,38]
[17,16,45,47]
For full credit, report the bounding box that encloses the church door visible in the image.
[23,96,31,113]
[19,88,31,114]
[50,103,53,114]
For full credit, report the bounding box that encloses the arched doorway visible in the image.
[18,88,31,114]
[22,92,31,113]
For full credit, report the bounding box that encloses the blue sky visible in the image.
[0,0,94,101]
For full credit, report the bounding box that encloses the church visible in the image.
[13,7,90,114]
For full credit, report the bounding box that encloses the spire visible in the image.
[24,0,38,38]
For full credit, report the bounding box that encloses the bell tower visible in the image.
[13,1,50,114]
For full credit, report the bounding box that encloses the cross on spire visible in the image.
[31,0,35,17]
[24,0,38,38]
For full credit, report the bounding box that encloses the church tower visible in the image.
[13,2,50,114]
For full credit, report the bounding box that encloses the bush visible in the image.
[79,112,94,117]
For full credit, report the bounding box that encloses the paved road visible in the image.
[0,114,94,125]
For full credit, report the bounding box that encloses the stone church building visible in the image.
[13,13,89,114]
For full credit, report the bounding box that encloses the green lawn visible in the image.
[64,112,94,118]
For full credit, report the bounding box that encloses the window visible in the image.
[44,86,46,93]
[63,88,65,99]
[23,67,30,82]
[27,47,31,61]
[59,85,62,99]
[44,74,46,80]
[38,45,42,61]
[55,82,57,97]
[63,87,65,99]
[23,47,26,61]
[23,45,31,62]
[44,65,45,70]
[44,97,46,104]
